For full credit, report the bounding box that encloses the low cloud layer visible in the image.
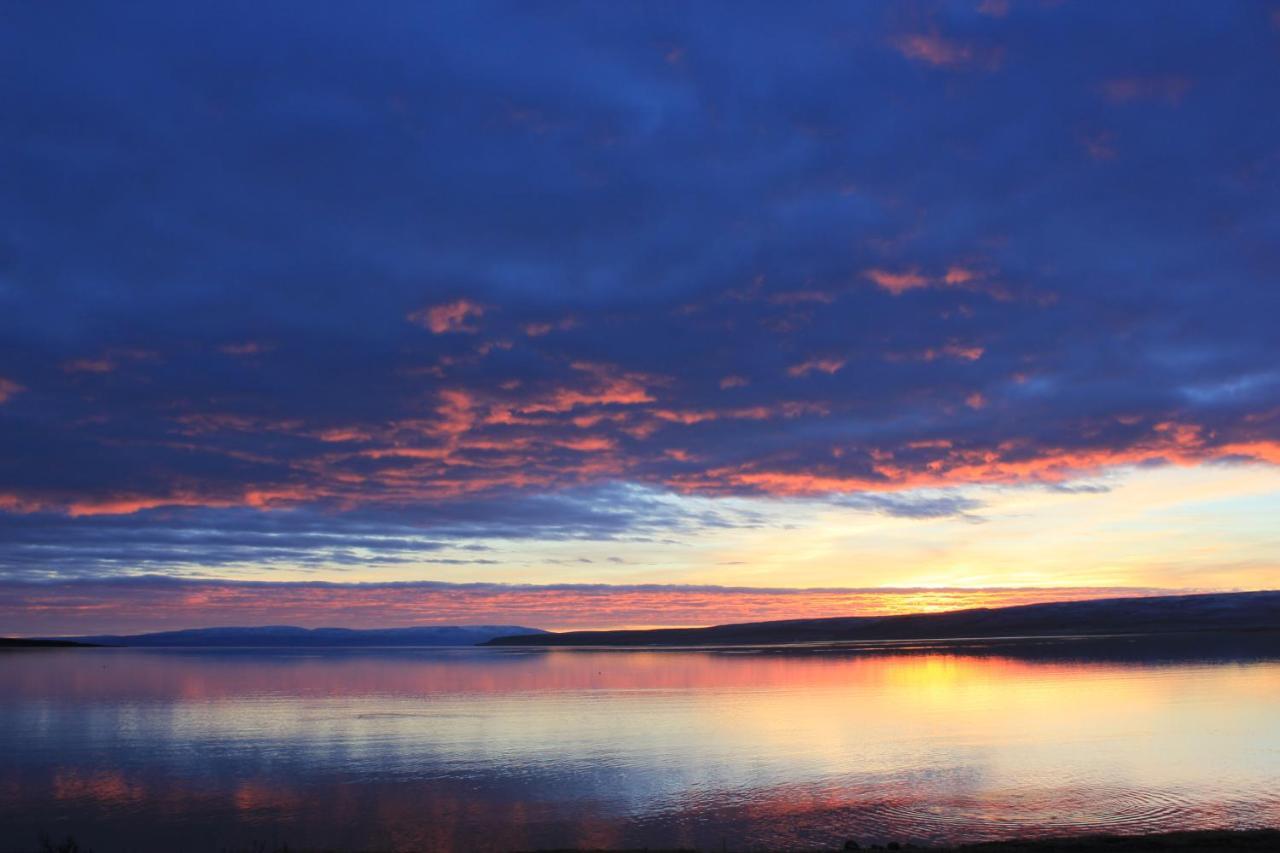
[0,577,1181,636]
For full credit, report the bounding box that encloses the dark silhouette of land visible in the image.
[55,624,548,647]
[28,828,1280,852]
[485,590,1280,647]
[922,828,1280,851]
[0,637,94,648]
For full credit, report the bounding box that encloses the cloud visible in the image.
[218,341,271,356]
[523,317,577,336]
[1102,76,1193,105]
[0,485,764,577]
[0,1,1276,581]
[0,378,23,404]
[892,33,977,69]
[864,268,930,295]
[409,299,487,334]
[787,357,846,377]
[63,357,116,374]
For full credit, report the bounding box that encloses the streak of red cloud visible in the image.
[944,344,985,361]
[864,268,929,294]
[409,299,487,334]
[516,362,657,413]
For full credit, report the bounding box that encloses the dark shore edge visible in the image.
[515,828,1280,852]
[0,637,95,648]
[23,828,1279,853]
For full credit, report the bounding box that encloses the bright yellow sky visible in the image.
[222,460,1280,594]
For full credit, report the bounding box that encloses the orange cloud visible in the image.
[719,375,749,389]
[63,357,117,374]
[788,357,846,377]
[409,299,487,333]
[944,344,985,361]
[864,268,929,295]
[944,266,977,285]
[516,362,657,413]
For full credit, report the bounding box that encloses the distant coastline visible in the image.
[15,624,548,648]
[11,590,1278,652]
[23,827,1280,852]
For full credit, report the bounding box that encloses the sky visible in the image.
[2,1,1279,634]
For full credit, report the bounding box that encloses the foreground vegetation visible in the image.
[31,828,1280,853]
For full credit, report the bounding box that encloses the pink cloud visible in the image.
[408,299,487,333]
[768,289,836,305]
[1102,76,1192,105]
[523,317,577,337]
[62,349,159,374]
[893,33,973,67]
[63,358,117,374]
[218,341,270,356]
[0,377,24,403]
[1080,129,1118,161]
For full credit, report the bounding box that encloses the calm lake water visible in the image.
[2,638,1278,852]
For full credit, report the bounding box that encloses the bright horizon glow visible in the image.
[3,461,1278,635]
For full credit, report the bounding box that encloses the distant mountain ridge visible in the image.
[484,590,1280,647]
[63,625,548,647]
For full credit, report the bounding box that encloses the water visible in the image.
[1,637,1278,852]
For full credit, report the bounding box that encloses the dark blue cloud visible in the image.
[1,1,1278,571]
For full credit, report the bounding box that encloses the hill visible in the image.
[484,590,1280,647]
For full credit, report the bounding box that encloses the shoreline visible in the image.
[26,828,1280,853]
